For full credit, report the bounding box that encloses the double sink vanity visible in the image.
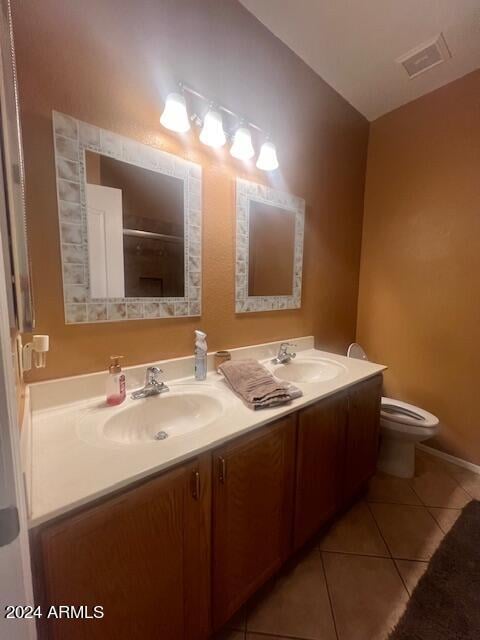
[24,336,385,639]
[26,114,359,638]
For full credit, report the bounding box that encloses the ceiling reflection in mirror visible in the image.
[248,201,296,297]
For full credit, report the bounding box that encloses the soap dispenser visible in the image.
[106,356,126,406]
[194,330,208,381]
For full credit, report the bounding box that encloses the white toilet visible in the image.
[347,344,439,478]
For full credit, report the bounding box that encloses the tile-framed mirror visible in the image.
[52,111,202,324]
[235,178,305,313]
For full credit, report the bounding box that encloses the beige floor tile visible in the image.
[418,449,480,500]
[416,450,462,476]
[318,501,389,557]
[428,507,462,534]
[246,548,336,640]
[412,467,470,508]
[322,552,409,640]
[367,472,422,505]
[450,470,480,500]
[370,503,444,561]
[394,559,428,595]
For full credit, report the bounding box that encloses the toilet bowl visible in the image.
[347,343,439,478]
[378,397,439,478]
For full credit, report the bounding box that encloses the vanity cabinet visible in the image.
[343,375,382,503]
[33,455,211,640]
[293,375,382,550]
[211,414,296,630]
[293,393,348,550]
[32,375,382,640]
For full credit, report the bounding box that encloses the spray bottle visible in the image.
[194,330,208,381]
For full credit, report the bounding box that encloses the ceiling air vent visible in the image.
[397,33,451,79]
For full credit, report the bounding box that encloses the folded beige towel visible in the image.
[218,358,303,410]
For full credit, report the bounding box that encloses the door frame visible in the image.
[0,0,36,636]
[0,159,36,637]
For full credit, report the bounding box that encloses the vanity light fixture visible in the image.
[256,141,279,171]
[230,126,255,160]
[160,83,280,171]
[199,108,226,148]
[160,92,191,133]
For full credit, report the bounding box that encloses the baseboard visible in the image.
[416,443,480,476]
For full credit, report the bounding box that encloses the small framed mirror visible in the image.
[235,178,304,313]
[53,112,202,323]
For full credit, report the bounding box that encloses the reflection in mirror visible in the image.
[85,152,185,299]
[235,178,304,314]
[248,201,295,297]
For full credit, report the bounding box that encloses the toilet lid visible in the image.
[381,397,439,428]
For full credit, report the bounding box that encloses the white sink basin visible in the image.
[77,384,230,446]
[104,393,223,444]
[271,358,346,384]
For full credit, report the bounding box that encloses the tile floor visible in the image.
[217,449,480,640]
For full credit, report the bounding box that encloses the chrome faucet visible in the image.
[131,366,169,399]
[271,342,297,365]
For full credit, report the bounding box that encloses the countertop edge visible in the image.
[28,361,386,529]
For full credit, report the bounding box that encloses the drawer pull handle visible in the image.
[192,471,200,500]
[218,457,226,483]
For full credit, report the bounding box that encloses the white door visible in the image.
[0,228,35,639]
[86,183,125,299]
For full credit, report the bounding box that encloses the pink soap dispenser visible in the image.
[106,356,126,406]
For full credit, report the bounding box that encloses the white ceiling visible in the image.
[239,0,480,120]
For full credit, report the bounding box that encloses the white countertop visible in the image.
[26,339,386,527]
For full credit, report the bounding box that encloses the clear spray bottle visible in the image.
[194,330,207,381]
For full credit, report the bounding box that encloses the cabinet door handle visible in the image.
[192,470,200,500]
[218,456,226,484]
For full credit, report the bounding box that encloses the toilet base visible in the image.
[378,436,416,478]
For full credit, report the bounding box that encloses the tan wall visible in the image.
[13,0,368,382]
[357,70,480,465]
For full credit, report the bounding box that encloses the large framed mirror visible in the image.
[235,178,304,313]
[52,112,202,323]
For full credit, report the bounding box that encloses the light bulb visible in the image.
[256,141,279,171]
[230,127,255,160]
[160,93,190,133]
[199,109,226,148]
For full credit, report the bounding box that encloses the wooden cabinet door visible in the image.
[212,415,296,630]
[36,455,211,640]
[343,375,382,503]
[293,393,348,550]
